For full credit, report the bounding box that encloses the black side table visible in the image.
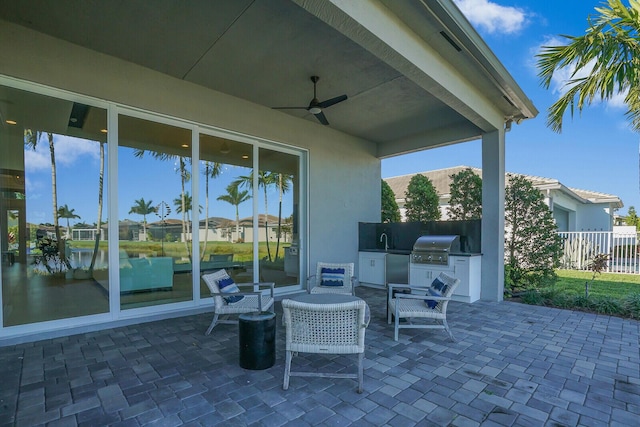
[238,311,276,370]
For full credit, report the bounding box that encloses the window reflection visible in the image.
[257,148,299,287]
[0,84,109,326]
[118,115,193,309]
[198,135,254,297]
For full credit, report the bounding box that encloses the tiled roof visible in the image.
[384,165,622,206]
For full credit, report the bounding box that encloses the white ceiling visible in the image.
[0,0,536,157]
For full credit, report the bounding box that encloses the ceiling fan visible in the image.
[273,76,347,125]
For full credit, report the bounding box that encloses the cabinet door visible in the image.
[452,257,470,295]
[358,253,386,285]
[408,265,434,286]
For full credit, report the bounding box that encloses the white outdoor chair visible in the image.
[387,272,460,341]
[307,262,357,295]
[202,269,274,335]
[282,298,369,393]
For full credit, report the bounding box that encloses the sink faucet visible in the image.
[380,232,389,251]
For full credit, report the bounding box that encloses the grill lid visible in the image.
[412,235,460,253]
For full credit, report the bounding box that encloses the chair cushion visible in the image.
[320,267,345,286]
[424,287,442,309]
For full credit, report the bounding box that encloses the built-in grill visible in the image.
[411,235,460,266]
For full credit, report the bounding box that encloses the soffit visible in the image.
[0,0,535,157]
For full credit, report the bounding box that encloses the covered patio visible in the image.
[1,288,638,426]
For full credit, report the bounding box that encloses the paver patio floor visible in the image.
[1,286,639,426]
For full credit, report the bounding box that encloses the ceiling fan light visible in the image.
[308,106,322,115]
[220,141,230,154]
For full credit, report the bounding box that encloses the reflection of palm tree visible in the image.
[234,171,277,260]
[89,141,105,272]
[129,197,157,238]
[201,162,222,261]
[57,204,81,239]
[25,130,63,256]
[275,173,292,261]
[173,191,201,239]
[134,150,191,257]
[217,183,250,243]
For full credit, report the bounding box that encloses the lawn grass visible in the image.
[515,269,640,319]
[554,269,640,299]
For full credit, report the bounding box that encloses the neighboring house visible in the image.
[0,1,536,343]
[385,166,623,231]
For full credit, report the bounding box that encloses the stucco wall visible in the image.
[551,191,612,231]
[0,20,381,272]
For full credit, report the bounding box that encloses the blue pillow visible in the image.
[431,276,450,295]
[217,276,244,303]
[320,267,345,286]
[424,287,442,309]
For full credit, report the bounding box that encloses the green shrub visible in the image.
[521,290,545,306]
[623,293,640,319]
[590,297,624,315]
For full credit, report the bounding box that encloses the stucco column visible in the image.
[481,129,505,301]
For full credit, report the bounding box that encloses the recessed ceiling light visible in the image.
[242,155,249,159]
[181,144,189,148]
[6,120,17,125]
[100,129,108,133]
[69,117,78,123]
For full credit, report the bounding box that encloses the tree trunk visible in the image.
[89,141,104,272]
[48,133,64,263]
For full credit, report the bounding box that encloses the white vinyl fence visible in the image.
[558,230,639,274]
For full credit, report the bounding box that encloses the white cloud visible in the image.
[24,134,100,173]
[453,0,527,34]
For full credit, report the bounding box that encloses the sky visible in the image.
[382,0,640,216]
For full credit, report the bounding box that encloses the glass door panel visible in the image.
[198,135,254,296]
[257,148,299,288]
[118,115,193,309]
[1,84,109,326]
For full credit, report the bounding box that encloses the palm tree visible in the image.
[57,204,80,239]
[173,191,202,240]
[89,140,105,272]
[537,0,640,133]
[201,161,222,261]
[217,183,251,243]
[129,197,157,238]
[134,150,192,257]
[233,171,278,260]
[25,130,62,257]
[274,173,292,261]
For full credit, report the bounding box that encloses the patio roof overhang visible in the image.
[0,0,537,157]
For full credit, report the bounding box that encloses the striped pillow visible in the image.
[320,267,345,287]
[217,274,244,304]
[424,287,442,309]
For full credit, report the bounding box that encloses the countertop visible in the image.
[359,249,481,256]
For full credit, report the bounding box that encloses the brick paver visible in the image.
[1,287,639,426]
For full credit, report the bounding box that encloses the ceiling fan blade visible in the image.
[272,106,308,110]
[318,94,347,109]
[313,111,329,125]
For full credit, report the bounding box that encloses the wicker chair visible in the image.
[307,262,357,295]
[387,272,460,341]
[282,298,369,393]
[202,269,274,335]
